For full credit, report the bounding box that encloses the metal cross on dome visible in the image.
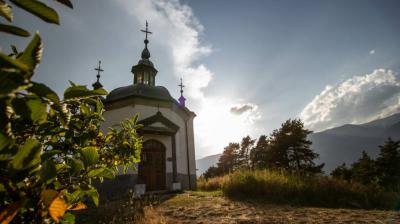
[179,78,185,96]
[94,60,104,81]
[141,20,152,42]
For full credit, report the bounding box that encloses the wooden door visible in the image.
[138,140,166,191]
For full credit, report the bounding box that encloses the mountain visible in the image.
[310,113,400,173]
[196,154,221,176]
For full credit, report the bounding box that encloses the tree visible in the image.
[237,136,255,169]
[375,138,400,190]
[351,151,377,186]
[217,143,240,174]
[250,135,269,169]
[0,1,143,223]
[331,163,352,181]
[202,166,222,179]
[267,119,324,175]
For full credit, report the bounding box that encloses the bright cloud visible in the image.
[300,69,400,131]
[369,49,375,55]
[116,0,262,157]
[116,0,212,100]
[195,98,263,156]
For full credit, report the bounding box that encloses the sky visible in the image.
[1,0,400,158]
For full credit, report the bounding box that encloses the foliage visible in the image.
[75,191,160,224]
[202,166,222,180]
[330,163,352,182]
[375,138,400,191]
[197,176,225,191]
[236,136,255,169]
[351,151,377,186]
[216,143,240,174]
[331,138,400,191]
[0,1,143,223]
[201,169,399,210]
[266,119,324,175]
[249,135,269,168]
[203,119,323,179]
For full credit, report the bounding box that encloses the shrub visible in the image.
[0,1,143,223]
[197,176,226,191]
[221,169,399,210]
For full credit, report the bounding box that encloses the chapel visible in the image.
[94,22,197,198]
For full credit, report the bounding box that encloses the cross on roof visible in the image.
[140,20,152,42]
[179,78,185,96]
[94,60,104,80]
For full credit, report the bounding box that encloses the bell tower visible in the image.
[131,21,158,86]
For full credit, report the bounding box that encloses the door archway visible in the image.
[138,139,166,191]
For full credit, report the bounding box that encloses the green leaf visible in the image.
[85,188,99,206]
[41,150,62,161]
[0,132,12,152]
[0,2,13,22]
[60,212,75,224]
[0,52,29,73]
[0,71,27,98]
[80,147,99,167]
[40,159,57,183]
[80,104,90,116]
[11,45,18,55]
[0,23,30,37]
[64,85,107,100]
[54,0,73,9]
[87,168,114,179]
[17,33,42,73]
[69,158,84,173]
[12,96,47,123]
[29,82,60,104]
[10,0,59,24]
[26,96,47,123]
[12,138,42,170]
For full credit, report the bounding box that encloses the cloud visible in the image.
[300,69,400,131]
[230,104,256,115]
[369,49,375,55]
[116,0,212,100]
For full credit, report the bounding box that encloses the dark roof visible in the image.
[105,84,174,103]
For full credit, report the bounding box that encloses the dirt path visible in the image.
[147,191,399,224]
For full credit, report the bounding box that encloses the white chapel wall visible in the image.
[101,103,195,179]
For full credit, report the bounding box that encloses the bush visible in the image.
[197,176,226,191]
[220,169,398,210]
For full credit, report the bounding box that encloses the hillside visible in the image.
[196,154,221,175]
[311,112,400,172]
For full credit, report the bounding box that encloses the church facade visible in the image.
[95,23,196,198]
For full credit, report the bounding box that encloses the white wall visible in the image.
[102,103,196,178]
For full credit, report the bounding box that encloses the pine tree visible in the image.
[203,166,222,179]
[250,135,269,168]
[267,119,324,175]
[331,163,352,181]
[237,136,255,169]
[375,138,400,190]
[217,143,240,173]
[351,151,377,185]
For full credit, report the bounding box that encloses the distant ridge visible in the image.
[310,112,400,172]
[196,154,221,176]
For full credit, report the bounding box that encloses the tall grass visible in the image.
[197,176,226,191]
[198,169,399,210]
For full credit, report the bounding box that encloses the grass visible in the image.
[198,169,400,210]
